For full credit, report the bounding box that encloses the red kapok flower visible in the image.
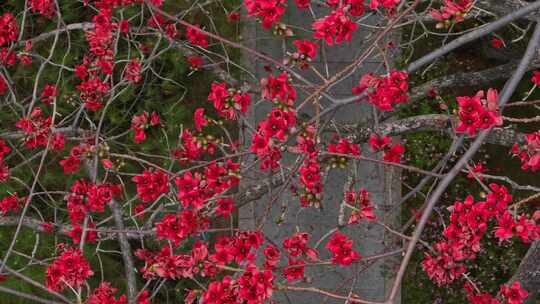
[500,282,528,304]
[326,231,360,266]
[313,8,357,46]
[46,247,93,291]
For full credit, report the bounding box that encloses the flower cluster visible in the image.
[46,247,94,291]
[200,263,274,304]
[352,70,409,111]
[327,0,365,16]
[131,111,161,143]
[0,139,11,183]
[187,55,203,70]
[208,82,251,120]
[15,107,65,150]
[422,184,539,286]
[455,89,502,136]
[132,169,169,203]
[464,281,529,304]
[0,76,7,96]
[59,142,94,174]
[124,58,142,83]
[285,39,318,69]
[147,13,179,39]
[313,8,358,46]
[261,72,297,105]
[0,194,23,215]
[136,241,209,280]
[156,210,209,246]
[295,0,311,9]
[326,231,361,266]
[368,134,405,163]
[244,0,286,29]
[210,231,264,265]
[65,179,121,243]
[175,160,239,210]
[345,188,376,224]
[185,25,209,48]
[500,282,529,304]
[173,129,217,163]
[0,13,18,48]
[511,131,540,172]
[299,158,323,207]
[40,84,58,105]
[87,282,126,304]
[327,137,360,168]
[430,0,473,28]
[77,76,111,111]
[65,179,121,223]
[531,70,540,87]
[29,0,56,18]
[283,232,319,261]
[369,0,401,11]
[250,108,296,171]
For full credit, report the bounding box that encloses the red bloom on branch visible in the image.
[368,133,391,151]
[261,72,297,105]
[244,0,286,29]
[227,12,241,23]
[422,241,466,286]
[237,265,274,303]
[0,76,7,96]
[156,210,209,246]
[500,282,528,304]
[46,247,93,292]
[283,258,305,282]
[313,8,357,45]
[511,130,540,172]
[327,0,365,16]
[0,161,9,183]
[430,0,472,26]
[531,71,540,86]
[131,111,161,143]
[455,89,502,136]
[132,170,169,203]
[491,37,504,49]
[0,13,18,47]
[0,194,22,215]
[187,55,203,70]
[346,188,376,223]
[0,139,11,160]
[77,77,110,111]
[295,0,311,9]
[283,232,318,260]
[208,82,251,120]
[41,84,58,105]
[383,143,405,163]
[352,70,409,111]
[194,108,208,131]
[369,0,401,10]
[289,39,318,69]
[328,138,360,156]
[87,282,126,304]
[185,25,209,48]
[124,59,142,83]
[15,108,54,149]
[326,231,360,266]
[29,0,56,18]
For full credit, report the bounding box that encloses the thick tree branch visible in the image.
[337,114,525,146]
[508,241,540,304]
